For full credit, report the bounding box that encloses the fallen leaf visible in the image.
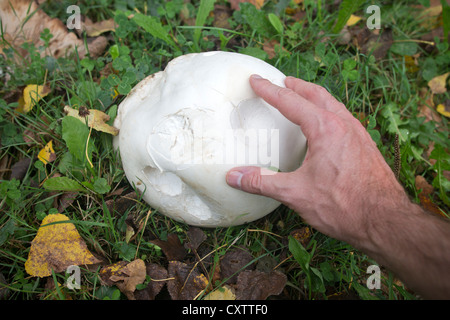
[64,106,119,136]
[415,175,434,196]
[213,5,232,29]
[0,0,107,60]
[151,233,187,261]
[428,72,450,94]
[229,0,265,11]
[437,101,450,117]
[57,192,78,213]
[10,158,32,181]
[415,175,446,218]
[220,246,255,284]
[235,270,287,300]
[99,261,128,286]
[0,273,10,300]
[290,227,311,247]
[25,213,101,277]
[134,263,169,300]
[418,88,442,123]
[404,54,420,73]
[263,39,289,59]
[38,140,56,165]
[82,17,117,37]
[204,285,236,300]
[184,227,207,251]
[18,84,51,113]
[167,261,209,300]
[110,259,146,300]
[418,1,443,29]
[346,14,362,26]
[100,259,146,300]
[352,27,393,61]
[105,191,138,215]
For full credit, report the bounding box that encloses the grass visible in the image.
[0,0,449,300]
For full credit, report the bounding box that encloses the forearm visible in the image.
[361,198,450,299]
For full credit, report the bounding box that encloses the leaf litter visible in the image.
[95,226,289,300]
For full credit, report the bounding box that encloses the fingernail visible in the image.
[251,74,263,80]
[226,170,243,189]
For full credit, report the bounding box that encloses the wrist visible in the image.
[350,179,415,256]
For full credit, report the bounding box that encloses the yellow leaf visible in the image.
[112,88,120,100]
[346,14,362,26]
[38,140,56,165]
[253,0,265,9]
[204,285,236,300]
[404,55,419,73]
[20,84,50,113]
[25,214,101,277]
[64,106,119,136]
[437,104,450,117]
[428,72,449,94]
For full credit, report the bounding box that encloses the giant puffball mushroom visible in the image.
[113,51,307,227]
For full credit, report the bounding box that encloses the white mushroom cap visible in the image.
[113,51,307,227]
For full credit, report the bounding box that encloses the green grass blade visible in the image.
[332,0,365,33]
[194,0,216,47]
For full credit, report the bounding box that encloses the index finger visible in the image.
[249,74,323,139]
[285,76,346,114]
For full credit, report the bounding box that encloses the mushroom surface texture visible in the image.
[113,51,307,227]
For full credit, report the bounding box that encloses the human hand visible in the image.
[226,75,410,248]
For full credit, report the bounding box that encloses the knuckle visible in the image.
[324,114,347,135]
[311,84,330,97]
[276,87,296,100]
[246,172,263,194]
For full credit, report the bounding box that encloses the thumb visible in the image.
[226,166,291,201]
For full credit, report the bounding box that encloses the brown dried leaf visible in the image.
[0,0,107,60]
[167,261,209,300]
[235,270,287,300]
[105,191,138,215]
[204,285,236,300]
[99,261,128,286]
[10,158,31,181]
[290,227,311,247]
[151,233,187,261]
[82,17,117,37]
[418,88,442,123]
[213,5,231,29]
[134,263,168,300]
[220,246,255,284]
[415,175,434,196]
[57,192,78,213]
[415,175,446,218]
[184,227,207,251]
[100,259,147,300]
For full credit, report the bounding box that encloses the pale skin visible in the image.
[226,75,450,299]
